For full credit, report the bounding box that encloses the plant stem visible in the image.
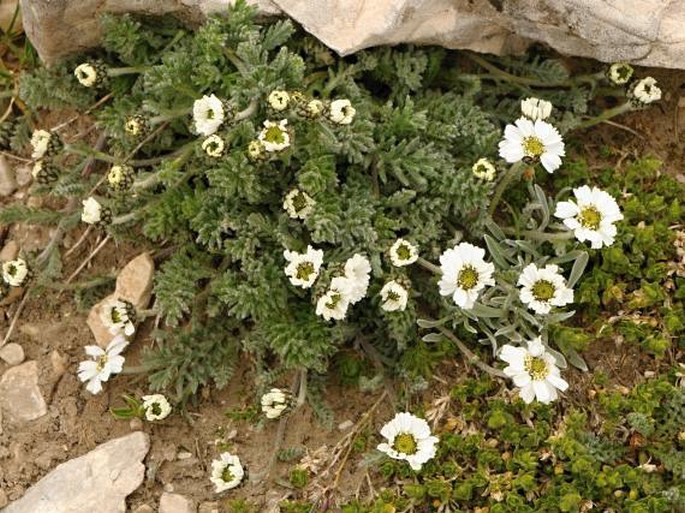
[416,257,442,275]
[573,102,633,131]
[503,227,575,242]
[107,66,148,77]
[435,324,508,379]
[488,162,523,217]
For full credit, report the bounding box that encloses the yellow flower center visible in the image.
[111,308,122,324]
[205,108,215,120]
[524,355,549,380]
[396,243,412,261]
[579,205,602,230]
[386,290,400,302]
[6,264,16,276]
[221,465,235,483]
[522,136,545,157]
[531,280,556,301]
[150,402,162,416]
[296,262,315,281]
[96,354,108,372]
[292,192,308,212]
[393,433,418,455]
[325,292,343,310]
[264,126,286,144]
[457,265,479,290]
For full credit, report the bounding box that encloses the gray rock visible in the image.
[15,164,33,187]
[0,360,47,424]
[160,493,196,513]
[3,432,150,513]
[0,342,26,366]
[0,155,17,197]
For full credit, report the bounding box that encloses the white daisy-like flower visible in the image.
[81,197,103,225]
[377,412,439,471]
[100,298,136,337]
[141,394,172,421]
[193,94,225,136]
[77,335,128,395]
[629,77,662,105]
[305,99,325,118]
[498,117,565,173]
[389,239,418,267]
[554,185,624,249]
[472,158,497,181]
[283,245,324,289]
[202,134,225,157]
[30,129,52,159]
[107,165,133,191]
[329,99,356,125]
[517,263,574,315]
[283,189,315,220]
[607,63,634,85]
[438,242,495,310]
[210,452,244,493]
[2,258,29,287]
[74,63,98,87]
[247,140,266,161]
[258,119,290,152]
[315,287,350,321]
[124,115,147,137]
[260,388,292,419]
[380,280,409,312]
[520,97,553,121]
[267,90,290,111]
[499,337,569,404]
[339,253,372,304]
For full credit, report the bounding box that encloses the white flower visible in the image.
[377,412,439,471]
[499,337,569,404]
[247,140,265,161]
[380,280,409,312]
[77,335,128,395]
[283,245,324,288]
[472,158,496,181]
[283,189,315,220]
[389,239,418,267]
[554,185,624,249]
[329,99,356,125]
[81,197,103,224]
[258,119,290,152]
[30,129,51,159]
[498,117,565,173]
[124,115,147,137]
[306,99,324,117]
[193,94,225,136]
[2,258,29,287]
[268,90,290,111]
[74,63,98,87]
[521,97,553,121]
[107,165,133,190]
[142,394,172,421]
[210,452,244,493]
[607,63,634,85]
[629,77,662,105]
[315,288,350,321]
[202,134,225,157]
[261,388,292,419]
[438,242,495,310]
[100,298,136,337]
[339,253,372,304]
[518,263,574,315]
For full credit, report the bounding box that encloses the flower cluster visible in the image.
[260,388,292,419]
[30,129,63,184]
[316,254,371,321]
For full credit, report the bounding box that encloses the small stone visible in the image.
[0,343,25,366]
[159,492,195,513]
[0,361,47,424]
[50,350,69,377]
[0,240,19,261]
[176,451,193,460]
[0,489,8,508]
[0,155,17,197]
[198,502,219,513]
[129,417,143,431]
[15,164,33,187]
[163,483,175,493]
[337,420,354,431]
[133,506,154,513]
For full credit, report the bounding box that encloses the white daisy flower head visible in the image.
[210,452,244,493]
[202,134,225,158]
[377,412,439,471]
[305,99,325,118]
[100,298,136,337]
[438,242,495,310]
[141,394,172,421]
[329,99,356,125]
[518,263,574,315]
[554,185,624,249]
[389,238,419,267]
[30,129,60,159]
[247,140,266,161]
[81,197,103,225]
[193,94,225,136]
[380,280,409,312]
[267,90,290,111]
[258,119,291,153]
[107,164,134,192]
[124,114,149,138]
[77,335,128,395]
[341,253,372,304]
[628,77,662,105]
[260,387,293,419]
[607,62,634,85]
[499,337,569,404]
[2,258,29,287]
[498,117,565,173]
[315,287,350,321]
[520,97,553,121]
[74,62,105,88]
[283,245,324,289]
[472,158,497,181]
[283,189,316,220]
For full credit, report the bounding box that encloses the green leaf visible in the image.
[567,251,589,289]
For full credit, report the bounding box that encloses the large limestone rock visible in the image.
[4,432,150,513]
[20,0,685,69]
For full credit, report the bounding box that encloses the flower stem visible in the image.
[435,324,507,379]
[416,257,442,275]
[107,66,149,77]
[488,162,524,217]
[503,227,575,242]
[573,102,633,131]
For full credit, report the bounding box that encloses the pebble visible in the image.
[0,240,19,262]
[0,361,47,424]
[176,451,193,460]
[159,492,196,513]
[198,502,220,513]
[338,419,354,431]
[0,155,17,197]
[129,417,143,431]
[133,506,154,513]
[0,343,25,366]
[0,489,8,508]
[50,350,69,377]
[14,164,32,187]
